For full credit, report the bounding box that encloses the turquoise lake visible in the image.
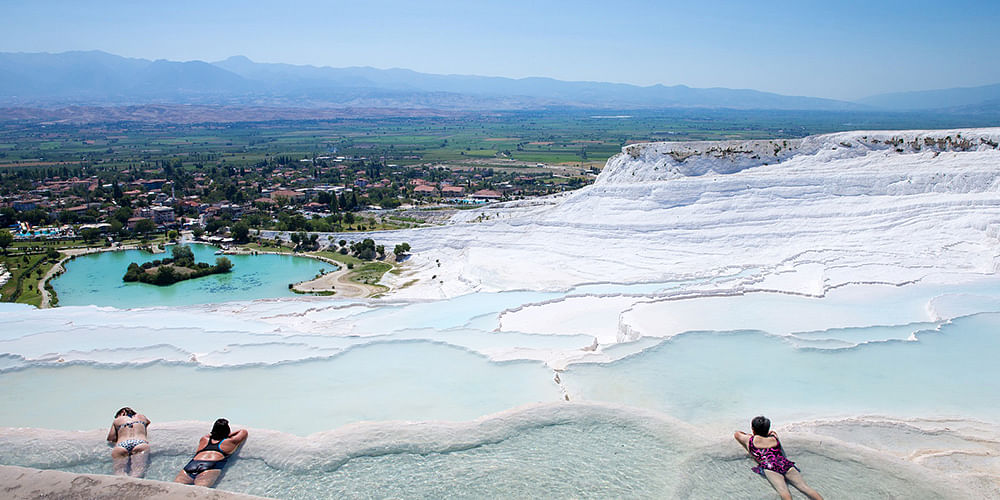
[51,243,331,308]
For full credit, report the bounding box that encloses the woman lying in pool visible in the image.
[734,416,823,500]
[173,418,248,487]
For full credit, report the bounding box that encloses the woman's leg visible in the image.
[193,469,222,487]
[173,470,195,484]
[111,446,129,476]
[762,469,793,500]
[128,443,150,478]
[784,468,823,500]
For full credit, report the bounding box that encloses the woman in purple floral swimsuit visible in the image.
[734,416,823,500]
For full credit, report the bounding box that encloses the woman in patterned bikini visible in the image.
[734,416,823,500]
[106,406,151,477]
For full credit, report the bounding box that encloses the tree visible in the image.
[205,218,230,235]
[289,215,308,232]
[20,209,49,226]
[231,221,250,243]
[123,262,141,282]
[134,219,156,235]
[214,257,233,272]
[0,207,15,228]
[111,207,133,226]
[46,248,61,261]
[80,227,102,243]
[291,231,317,251]
[0,229,13,255]
[354,238,376,260]
[171,245,195,266]
[153,266,177,286]
[167,230,179,241]
[192,226,206,239]
[393,242,411,257]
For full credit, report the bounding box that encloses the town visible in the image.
[1,152,597,242]
[0,115,625,242]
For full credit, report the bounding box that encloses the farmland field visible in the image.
[2,108,992,176]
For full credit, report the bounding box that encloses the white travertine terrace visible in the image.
[387,128,1000,299]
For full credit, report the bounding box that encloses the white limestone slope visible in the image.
[387,128,1000,299]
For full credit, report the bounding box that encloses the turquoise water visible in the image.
[0,340,560,433]
[2,405,967,499]
[51,244,331,307]
[563,313,1000,428]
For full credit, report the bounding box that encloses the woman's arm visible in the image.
[107,422,118,443]
[733,431,751,452]
[229,428,248,445]
[220,429,248,455]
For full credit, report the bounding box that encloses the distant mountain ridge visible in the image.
[858,83,1000,111]
[0,50,862,111]
[2,51,997,114]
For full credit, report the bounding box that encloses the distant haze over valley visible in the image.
[1,51,998,116]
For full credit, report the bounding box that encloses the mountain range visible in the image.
[0,51,998,114]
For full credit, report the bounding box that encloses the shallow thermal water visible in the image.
[3,277,1000,497]
[0,341,560,433]
[563,313,1000,428]
[51,243,330,307]
[0,405,980,499]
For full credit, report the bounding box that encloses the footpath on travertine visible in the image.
[0,465,271,500]
[290,264,370,297]
[223,247,382,298]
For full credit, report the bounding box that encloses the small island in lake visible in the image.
[123,245,233,286]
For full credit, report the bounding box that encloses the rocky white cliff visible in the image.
[387,128,1000,298]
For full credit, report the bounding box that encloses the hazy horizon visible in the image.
[3,0,998,101]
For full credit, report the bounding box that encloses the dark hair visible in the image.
[210,418,231,441]
[751,416,771,437]
[116,407,136,418]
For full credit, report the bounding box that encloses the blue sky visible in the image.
[2,0,998,100]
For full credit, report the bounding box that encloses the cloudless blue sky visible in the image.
[2,0,998,100]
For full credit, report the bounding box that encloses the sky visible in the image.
[1,0,998,101]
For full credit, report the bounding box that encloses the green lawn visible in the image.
[311,249,362,268]
[1,251,56,307]
[350,262,392,286]
[240,242,295,254]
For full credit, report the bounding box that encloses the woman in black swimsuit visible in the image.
[173,418,249,487]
